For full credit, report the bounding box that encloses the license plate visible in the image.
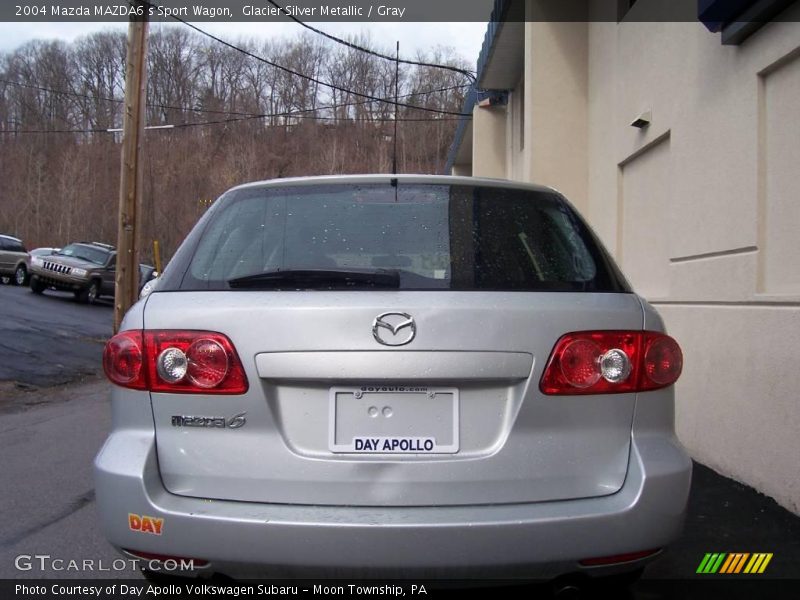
[328,385,459,454]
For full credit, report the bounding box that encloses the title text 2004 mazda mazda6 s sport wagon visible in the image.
[95,175,691,582]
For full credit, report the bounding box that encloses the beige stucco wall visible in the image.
[586,10,800,513]
[471,104,508,178]
[522,18,589,213]
[479,11,590,203]
[507,79,525,179]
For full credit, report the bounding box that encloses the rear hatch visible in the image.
[146,178,641,506]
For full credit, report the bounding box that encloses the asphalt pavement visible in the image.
[0,381,128,580]
[0,283,112,392]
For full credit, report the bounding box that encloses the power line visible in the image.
[1,115,462,134]
[0,76,265,118]
[175,111,462,129]
[265,0,476,82]
[0,78,469,121]
[0,78,119,105]
[174,18,472,116]
[137,0,472,117]
[1,102,463,135]
[0,126,108,134]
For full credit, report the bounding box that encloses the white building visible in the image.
[448,0,800,514]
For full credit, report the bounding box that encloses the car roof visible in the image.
[229,174,558,195]
[0,234,23,242]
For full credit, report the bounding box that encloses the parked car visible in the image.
[29,241,156,304]
[138,273,159,299]
[0,234,31,286]
[30,246,61,258]
[96,175,690,583]
[26,247,61,284]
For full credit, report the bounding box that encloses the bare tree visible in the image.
[0,29,468,259]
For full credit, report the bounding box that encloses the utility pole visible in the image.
[114,3,149,333]
[392,41,399,175]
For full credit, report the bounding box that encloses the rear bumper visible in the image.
[94,430,691,579]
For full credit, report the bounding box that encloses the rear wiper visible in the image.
[227,268,401,289]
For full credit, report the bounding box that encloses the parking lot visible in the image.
[0,284,111,394]
[0,283,798,597]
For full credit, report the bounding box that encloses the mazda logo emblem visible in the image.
[372,312,416,346]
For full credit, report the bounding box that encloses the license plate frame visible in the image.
[328,385,459,454]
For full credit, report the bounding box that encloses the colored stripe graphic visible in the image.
[759,553,774,573]
[723,553,749,573]
[697,553,714,573]
[734,553,750,573]
[697,553,727,573]
[719,554,735,573]
[698,552,773,574]
[744,553,773,574]
[710,553,726,573]
[719,554,737,573]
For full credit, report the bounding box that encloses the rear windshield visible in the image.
[164,183,629,292]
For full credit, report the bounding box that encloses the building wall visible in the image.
[468,14,590,202]
[586,10,800,513]
[523,18,589,213]
[471,104,507,178]
[508,78,525,179]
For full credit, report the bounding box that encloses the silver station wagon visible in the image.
[95,175,691,582]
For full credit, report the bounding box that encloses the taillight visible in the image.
[641,332,683,390]
[539,331,682,395]
[103,330,146,390]
[102,330,248,394]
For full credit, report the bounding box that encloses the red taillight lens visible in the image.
[540,331,681,395]
[559,339,603,388]
[103,330,146,390]
[103,330,248,394]
[641,332,683,389]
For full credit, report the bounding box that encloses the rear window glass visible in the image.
[168,183,628,292]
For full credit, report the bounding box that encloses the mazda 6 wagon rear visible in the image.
[95,175,691,581]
